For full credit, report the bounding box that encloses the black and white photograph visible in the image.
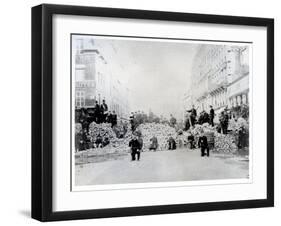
[73,35,251,187]
[29,3,274,221]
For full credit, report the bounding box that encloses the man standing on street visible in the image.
[129,135,141,161]
[198,130,210,157]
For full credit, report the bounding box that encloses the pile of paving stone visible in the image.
[189,123,238,153]
[213,132,238,153]
[89,122,117,140]
[137,123,177,151]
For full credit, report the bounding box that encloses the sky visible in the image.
[74,35,199,119]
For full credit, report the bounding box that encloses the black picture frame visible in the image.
[31,4,274,222]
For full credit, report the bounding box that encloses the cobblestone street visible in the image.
[75,149,249,186]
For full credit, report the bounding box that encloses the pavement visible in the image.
[75,149,249,186]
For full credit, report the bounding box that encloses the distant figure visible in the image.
[237,125,247,149]
[209,105,215,126]
[106,111,112,124]
[149,136,158,151]
[169,114,177,127]
[168,136,177,150]
[138,136,143,152]
[95,134,103,148]
[187,133,195,149]
[111,111,117,128]
[129,135,141,161]
[102,136,110,147]
[101,99,108,123]
[203,110,210,124]
[198,111,204,125]
[184,111,191,131]
[187,105,197,126]
[94,101,101,123]
[219,109,229,134]
[198,131,209,157]
[129,112,135,131]
[75,130,83,152]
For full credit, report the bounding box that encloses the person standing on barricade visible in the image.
[111,111,117,128]
[101,99,108,123]
[94,100,101,123]
[129,112,135,131]
[209,105,215,127]
[187,105,197,127]
[106,111,112,124]
[169,114,177,128]
[100,99,108,123]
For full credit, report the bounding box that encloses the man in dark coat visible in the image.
[75,130,83,152]
[106,111,112,124]
[209,105,215,126]
[94,101,101,123]
[223,109,229,134]
[168,136,176,150]
[220,109,229,134]
[149,136,158,151]
[198,132,209,157]
[111,111,117,128]
[80,108,90,132]
[203,111,210,124]
[129,112,135,131]
[129,135,141,161]
[187,134,195,149]
[101,99,108,123]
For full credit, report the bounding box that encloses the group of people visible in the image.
[129,111,149,131]
[75,99,118,132]
[184,105,227,132]
[127,131,210,161]
[75,129,111,152]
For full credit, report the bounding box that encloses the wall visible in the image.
[0,0,279,225]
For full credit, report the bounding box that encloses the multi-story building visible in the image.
[186,44,249,118]
[74,37,97,108]
[74,37,130,119]
[227,47,250,107]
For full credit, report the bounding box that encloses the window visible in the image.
[76,91,85,107]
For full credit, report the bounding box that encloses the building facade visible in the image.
[74,37,130,119]
[227,47,250,107]
[186,44,249,118]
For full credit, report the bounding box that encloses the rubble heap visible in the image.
[137,123,177,151]
[190,123,214,136]
[88,122,132,154]
[214,132,238,153]
[189,123,238,153]
[89,122,117,140]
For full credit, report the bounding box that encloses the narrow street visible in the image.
[75,149,249,186]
